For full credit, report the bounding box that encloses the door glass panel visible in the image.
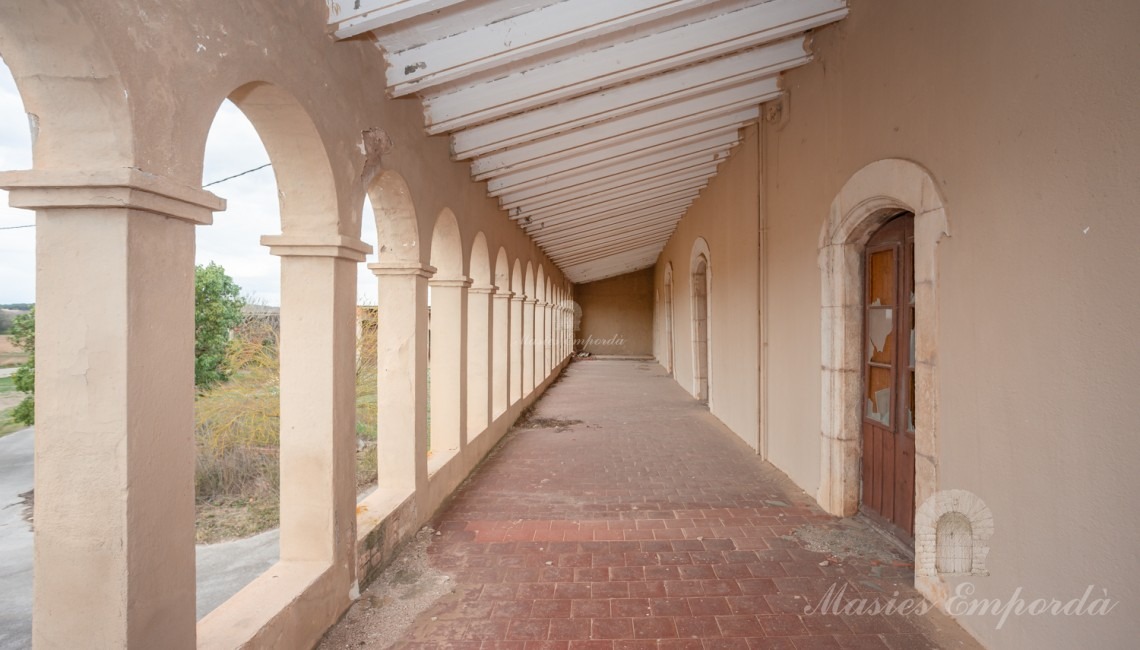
[866,366,891,425]
[868,250,895,306]
[867,308,894,363]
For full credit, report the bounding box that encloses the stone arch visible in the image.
[525,262,535,298]
[690,238,712,403]
[915,490,993,578]
[536,265,546,302]
[368,170,420,264]
[222,82,339,235]
[469,232,492,288]
[429,208,464,279]
[0,3,133,170]
[512,258,524,296]
[494,248,511,290]
[816,158,950,562]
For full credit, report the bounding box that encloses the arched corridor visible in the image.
[0,1,1135,649]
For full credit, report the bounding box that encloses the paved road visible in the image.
[0,428,33,650]
[0,368,16,379]
[0,428,279,648]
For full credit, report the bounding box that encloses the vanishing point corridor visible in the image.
[322,361,981,649]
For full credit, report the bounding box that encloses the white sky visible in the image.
[0,58,379,307]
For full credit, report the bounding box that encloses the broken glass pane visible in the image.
[867,308,893,364]
[866,365,891,425]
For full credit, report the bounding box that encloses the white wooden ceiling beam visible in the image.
[370,1,560,52]
[516,164,718,222]
[531,205,684,245]
[517,161,714,218]
[421,0,847,132]
[451,46,795,159]
[553,233,674,265]
[553,224,678,258]
[470,79,775,176]
[535,211,685,247]
[524,197,696,239]
[330,0,468,39]
[553,234,678,267]
[564,250,662,281]
[532,201,687,239]
[565,251,662,278]
[387,0,721,96]
[501,154,723,213]
[518,181,705,232]
[493,135,738,202]
[485,112,754,192]
[519,185,701,228]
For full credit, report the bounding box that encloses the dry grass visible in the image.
[194,313,380,543]
[0,335,26,369]
[0,375,26,438]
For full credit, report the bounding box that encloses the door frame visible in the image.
[816,159,949,592]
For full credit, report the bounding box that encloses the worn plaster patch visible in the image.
[788,516,911,565]
[316,527,453,649]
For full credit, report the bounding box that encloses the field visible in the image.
[192,315,379,543]
[0,335,27,369]
[0,373,27,437]
[0,318,382,541]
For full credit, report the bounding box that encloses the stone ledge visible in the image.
[0,167,225,225]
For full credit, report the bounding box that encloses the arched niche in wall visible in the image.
[690,238,712,404]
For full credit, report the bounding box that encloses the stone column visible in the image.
[263,234,370,573]
[429,277,470,456]
[492,289,513,418]
[536,299,548,382]
[559,305,568,361]
[522,298,537,395]
[548,301,555,377]
[466,285,494,437]
[509,295,524,404]
[368,261,433,496]
[0,169,222,649]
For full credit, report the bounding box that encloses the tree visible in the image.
[195,263,245,389]
[10,307,35,425]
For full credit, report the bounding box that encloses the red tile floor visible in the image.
[346,360,981,650]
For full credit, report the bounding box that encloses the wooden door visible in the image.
[861,213,916,544]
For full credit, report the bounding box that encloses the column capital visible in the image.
[369,260,436,278]
[494,290,515,300]
[0,167,225,225]
[468,284,497,295]
[429,275,472,289]
[262,234,372,261]
[510,294,526,303]
[524,298,539,306]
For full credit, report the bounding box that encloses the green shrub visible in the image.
[10,308,34,426]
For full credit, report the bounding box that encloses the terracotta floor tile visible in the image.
[330,362,981,650]
[633,616,679,639]
[593,618,636,639]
